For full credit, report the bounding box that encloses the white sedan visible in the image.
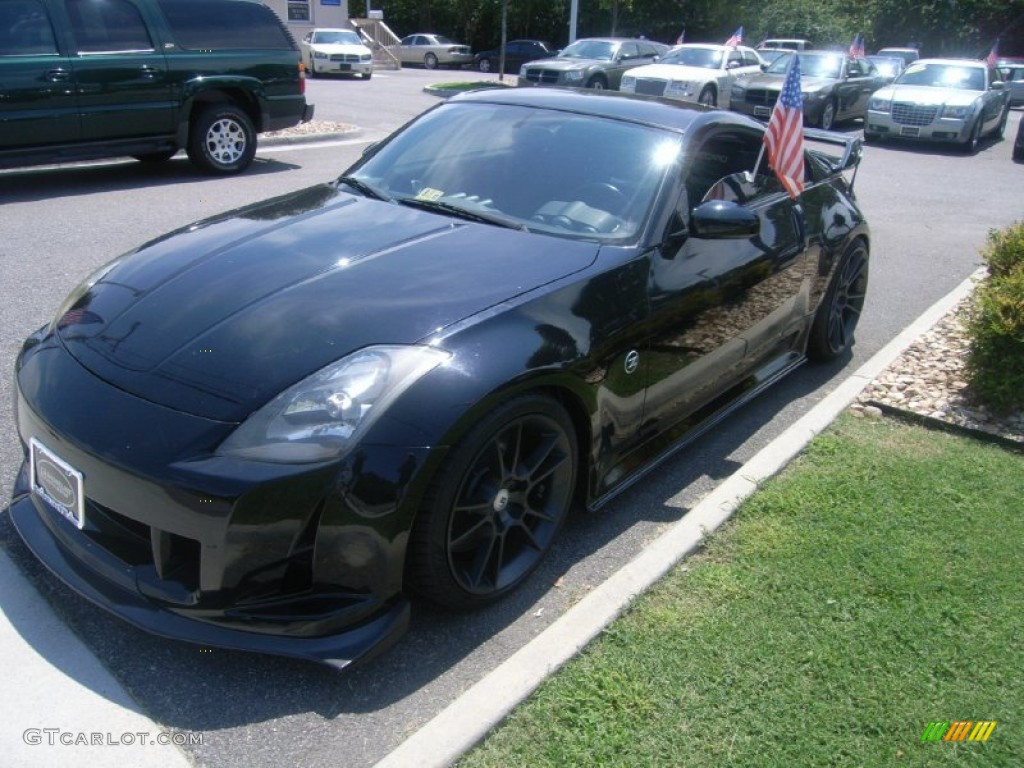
[619,43,765,108]
[865,59,1010,153]
[301,28,374,79]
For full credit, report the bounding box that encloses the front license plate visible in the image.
[30,438,85,529]
[336,63,351,71]
[900,126,920,137]
[754,106,771,118]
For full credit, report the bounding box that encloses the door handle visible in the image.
[45,69,70,82]
[139,65,158,78]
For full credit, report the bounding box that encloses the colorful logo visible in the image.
[921,721,997,742]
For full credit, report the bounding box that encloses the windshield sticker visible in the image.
[415,187,444,201]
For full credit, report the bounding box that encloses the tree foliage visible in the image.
[374,0,1024,57]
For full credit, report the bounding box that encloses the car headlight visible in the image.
[563,70,584,82]
[360,54,372,62]
[665,80,694,97]
[313,51,328,59]
[802,89,825,101]
[942,104,970,119]
[621,75,636,92]
[868,96,891,113]
[216,345,451,463]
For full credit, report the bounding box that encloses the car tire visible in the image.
[807,239,869,362]
[406,394,578,610]
[697,85,716,107]
[586,75,607,90]
[186,104,256,175]
[478,57,492,73]
[424,52,438,69]
[862,130,879,143]
[133,150,177,163]
[363,71,373,80]
[818,100,836,131]
[307,60,317,78]
[994,107,1008,139]
[962,118,982,154]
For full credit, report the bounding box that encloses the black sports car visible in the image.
[10,88,869,669]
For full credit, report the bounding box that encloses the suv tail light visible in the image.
[298,62,306,94]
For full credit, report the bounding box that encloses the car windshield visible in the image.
[867,56,902,77]
[346,102,680,242]
[559,40,615,60]
[767,53,842,79]
[659,47,724,69]
[313,30,361,45]
[895,62,985,91]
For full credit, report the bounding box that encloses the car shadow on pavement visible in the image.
[0,351,854,754]
[0,156,302,204]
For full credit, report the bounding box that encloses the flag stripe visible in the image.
[762,53,805,199]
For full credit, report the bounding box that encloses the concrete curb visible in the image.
[261,127,362,147]
[373,269,984,768]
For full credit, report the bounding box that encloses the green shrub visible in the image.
[965,222,1024,414]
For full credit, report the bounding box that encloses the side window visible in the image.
[688,130,790,205]
[0,0,58,56]
[155,0,292,50]
[618,43,638,60]
[727,50,742,68]
[64,0,153,53]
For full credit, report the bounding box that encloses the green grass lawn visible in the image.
[460,414,1023,767]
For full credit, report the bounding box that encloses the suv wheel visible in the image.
[187,104,256,175]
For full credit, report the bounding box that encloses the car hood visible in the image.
[56,185,599,422]
[625,63,718,81]
[531,57,605,71]
[310,43,370,55]
[742,74,837,92]
[874,84,979,106]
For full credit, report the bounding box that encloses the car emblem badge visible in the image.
[624,350,640,374]
[493,488,511,512]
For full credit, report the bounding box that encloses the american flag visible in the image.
[849,34,865,59]
[763,54,805,199]
[724,26,743,49]
[984,40,998,68]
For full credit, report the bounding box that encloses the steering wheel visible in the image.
[570,182,627,211]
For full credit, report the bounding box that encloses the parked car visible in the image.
[473,39,554,74]
[995,63,1024,107]
[301,28,373,79]
[1014,115,1024,161]
[865,58,1010,153]
[757,38,812,51]
[619,43,765,108]
[397,33,472,69]
[10,87,870,669]
[876,47,920,67]
[730,51,886,129]
[866,54,905,83]
[0,0,313,174]
[518,37,668,90]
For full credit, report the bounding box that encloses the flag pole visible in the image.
[751,142,766,178]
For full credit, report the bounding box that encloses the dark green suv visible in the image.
[0,0,313,174]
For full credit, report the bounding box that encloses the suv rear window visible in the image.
[156,0,294,50]
[0,0,59,56]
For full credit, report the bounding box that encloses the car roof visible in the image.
[911,58,986,68]
[450,85,763,135]
[674,42,757,52]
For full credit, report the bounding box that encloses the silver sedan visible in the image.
[865,58,1010,153]
[397,33,473,69]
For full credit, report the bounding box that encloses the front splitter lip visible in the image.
[8,492,410,670]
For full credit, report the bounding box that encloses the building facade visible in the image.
[264,0,352,35]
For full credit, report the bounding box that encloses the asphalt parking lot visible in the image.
[1,68,1022,767]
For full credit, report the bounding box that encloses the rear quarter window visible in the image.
[155,0,295,50]
[0,0,58,56]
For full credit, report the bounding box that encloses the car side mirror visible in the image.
[689,200,759,239]
[991,81,1005,90]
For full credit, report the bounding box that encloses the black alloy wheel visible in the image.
[807,240,869,362]
[407,395,578,610]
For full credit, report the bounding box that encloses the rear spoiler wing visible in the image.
[803,128,862,189]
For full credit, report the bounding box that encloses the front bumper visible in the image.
[10,334,428,669]
[866,108,971,143]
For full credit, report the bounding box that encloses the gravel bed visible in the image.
[852,296,1024,444]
